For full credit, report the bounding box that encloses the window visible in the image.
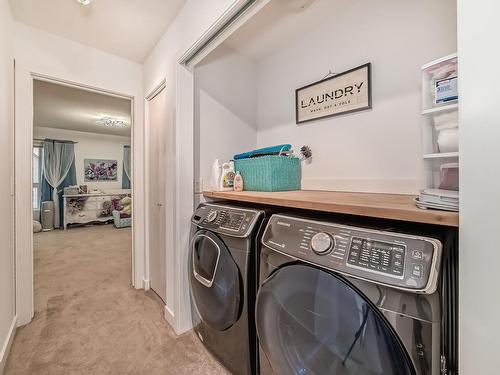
[33,146,43,209]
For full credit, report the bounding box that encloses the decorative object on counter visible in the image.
[79,185,88,194]
[84,159,118,181]
[415,189,458,212]
[295,63,371,124]
[219,161,235,191]
[234,144,292,160]
[299,145,312,160]
[439,163,459,191]
[233,171,244,192]
[211,159,222,191]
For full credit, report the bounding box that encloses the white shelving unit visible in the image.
[422,103,458,116]
[423,152,459,160]
[421,53,459,188]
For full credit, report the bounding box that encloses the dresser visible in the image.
[63,192,130,229]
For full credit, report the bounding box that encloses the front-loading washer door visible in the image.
[189,230,241,331]
[256,264,415,375]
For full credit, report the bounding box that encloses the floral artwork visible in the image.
[84,159,118,181]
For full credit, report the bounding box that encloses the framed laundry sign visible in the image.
[295,63,372,124]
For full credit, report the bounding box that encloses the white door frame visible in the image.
[171,0,271,334]
[15,71,144,326]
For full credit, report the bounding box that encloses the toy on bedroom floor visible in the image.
[112,196,132,228]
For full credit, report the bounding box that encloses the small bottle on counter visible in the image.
[233,171,244,192]
[220,162,235,191]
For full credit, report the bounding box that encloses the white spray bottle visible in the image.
[211,159,221,191]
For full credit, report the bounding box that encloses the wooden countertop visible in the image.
[203,190,458,227]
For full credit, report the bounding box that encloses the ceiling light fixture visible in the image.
[76,0,93,6]
[95,117,128,128]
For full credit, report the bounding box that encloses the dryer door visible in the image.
[189,230,241,331]
[256,264,415,375]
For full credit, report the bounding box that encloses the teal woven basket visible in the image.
[234,155,301,192]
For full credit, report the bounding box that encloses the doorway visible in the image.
[14,69,144,326]
[31,78,134,314]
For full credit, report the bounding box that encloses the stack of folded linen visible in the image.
[434,111,459,153]
[415,189,459,212]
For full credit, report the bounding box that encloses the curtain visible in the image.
[41,139,77,228]
[122,145,131,189]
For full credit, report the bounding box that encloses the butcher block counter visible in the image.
[202,190,458,227]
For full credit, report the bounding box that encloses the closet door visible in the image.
[148,85,167,303]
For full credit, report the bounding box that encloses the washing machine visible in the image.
[189,202,270,375]
[256,213,458,375]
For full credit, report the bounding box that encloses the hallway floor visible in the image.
[5,224,227,375]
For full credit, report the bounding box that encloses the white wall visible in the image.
[194,45,258,190]
[0,0,16,372]
[14,22,145,326]
[143,0,238,333]
[458,0,500,373]
[34,127,131,191]
[256,0,457,194]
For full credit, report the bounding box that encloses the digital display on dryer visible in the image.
[220,213,245,231]
[347,237,405,278]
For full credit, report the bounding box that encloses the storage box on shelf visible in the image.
[421,53,459,189]
[234,155,301,192]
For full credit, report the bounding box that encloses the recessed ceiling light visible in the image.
[76,0,93,6]
[95,117,128,128]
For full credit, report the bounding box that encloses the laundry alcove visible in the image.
[193,0,457,198]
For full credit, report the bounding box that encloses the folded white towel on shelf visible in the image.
[433,110,458,125]
[435,121,458,131]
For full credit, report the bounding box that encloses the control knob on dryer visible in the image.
[311,232,334,255]
[207,211,218,223]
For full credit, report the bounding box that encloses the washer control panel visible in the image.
[261,214,442,294]
[347,237,406,278]
[191,204,260,237]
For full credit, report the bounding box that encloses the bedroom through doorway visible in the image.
[31,79,134,315]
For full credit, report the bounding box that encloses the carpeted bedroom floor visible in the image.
[5,224,227,375]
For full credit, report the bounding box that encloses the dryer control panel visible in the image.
[191,203,261,238]
[261,214,442,294]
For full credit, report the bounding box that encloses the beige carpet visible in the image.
[5,224,227,375]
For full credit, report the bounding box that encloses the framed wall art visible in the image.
[84,159,118,181]
[296,63,372,124]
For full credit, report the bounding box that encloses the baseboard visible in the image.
[0,316,17,375]
[164,305,175,328]
[143,278,150,290]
